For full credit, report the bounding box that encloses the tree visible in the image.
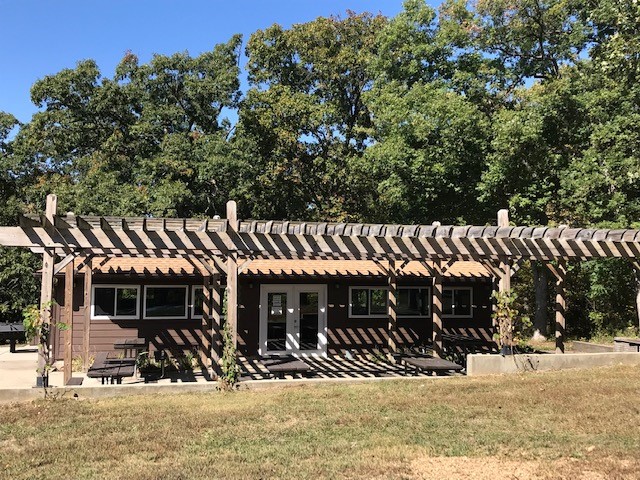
[240,12,386,221]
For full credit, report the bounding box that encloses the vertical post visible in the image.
[497,209,511,294]
[387,260,398,355]
[432,260,444,358]
[83,258,92,370]
[199,272,212,370]
[226,201,238,347]
[37,194,57,386]
[211,274,222,376]
[555,261,567,354]
[63,259,74,385]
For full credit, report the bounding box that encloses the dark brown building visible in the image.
[52,258,493,361]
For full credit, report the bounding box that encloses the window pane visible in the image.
[443,289,454,315]
[420,289,430,316]
[267,292,287,351]
[146,287,187,317]
[370,289,387,315]
[351,289,368,316]
[116,288,138,316]
[455,289,472,316]
[94,288,115,316]
[193,287,204,316]
[398,289,421,316]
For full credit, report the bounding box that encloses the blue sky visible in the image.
[0,1,441,124]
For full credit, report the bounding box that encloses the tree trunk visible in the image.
[532,261,548,341]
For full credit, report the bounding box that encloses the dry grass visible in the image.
[1,365,640,479]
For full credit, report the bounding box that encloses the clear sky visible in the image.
[0,0,441,124]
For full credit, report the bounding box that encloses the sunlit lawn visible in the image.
[1,365,640,479]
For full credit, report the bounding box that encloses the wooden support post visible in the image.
[632,261,640,332]
[497,209,511,294]
[226,201,238,348]
[63,259,74,385]
[387,260,398,355]
[211,275,222,376]
[37,194,57,386]
[432,260,444,358]
[83,258,92,370]
[553,261,567,354]
[199,272,212,370]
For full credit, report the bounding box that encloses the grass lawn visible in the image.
[1,365,640,479]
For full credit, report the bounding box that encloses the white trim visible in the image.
[443,286,473,318]
[397,286,432,318]
[91,284,140,320]
[258,284,328,358]
[143,285,189,320]
[348,286,389,318]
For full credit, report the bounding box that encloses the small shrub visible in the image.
[219,319,239,390]
[492,290,531,353]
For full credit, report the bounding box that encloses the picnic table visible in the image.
[113,337,147,358]
[401,355,463,375]
[261,356,311,379]
[0,322,26,353]
[87,352,136,384]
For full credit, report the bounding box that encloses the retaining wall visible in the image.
[467,352,640,376]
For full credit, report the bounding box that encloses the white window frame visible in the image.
[443,286,473,318]
[348,286,389,318]
[143,285,189,320]
[91,284,140,320]
[397,286,431,318]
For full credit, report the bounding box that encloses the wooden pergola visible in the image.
[2,195,640,385]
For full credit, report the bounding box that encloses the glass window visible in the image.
[370,289,387,314]
[397,288,430,317]
[193,286,205,317]
[350,288,369,316]
[443,287,473,318]
[92,285,140,319]
[116,288,138,316]
[94,288,115,316]
[443,289,454,315]
[145,286,188,319]
[349,287,388,317]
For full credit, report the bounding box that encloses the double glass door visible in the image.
[259,285,327,357]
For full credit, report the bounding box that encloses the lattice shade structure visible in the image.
[2,197,639,386]
[3,213,640,262]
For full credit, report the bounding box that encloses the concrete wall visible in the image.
[467,352,640,376]
[573,341,613,353]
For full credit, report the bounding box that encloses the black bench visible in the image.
[401,355,463,375]
[0,322,26,353]
[262,356,311,379]
[87,352,136,384]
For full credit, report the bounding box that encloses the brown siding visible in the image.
[53,273,494,361]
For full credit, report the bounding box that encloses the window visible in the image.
[443,287,473,318]
[192,286,206,319]
[397,287,430,317]
[349,287,388,317]
[91,285,140,320]
[144,286,188,319]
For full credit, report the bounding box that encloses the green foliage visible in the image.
[219,315,239,390]
[492,290,531,350]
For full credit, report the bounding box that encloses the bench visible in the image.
[401,355,464,376]
[0,322,26,353]
[87,352,136,384]
[262,356,311,379]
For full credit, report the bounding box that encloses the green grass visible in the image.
[1,366,640,479]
